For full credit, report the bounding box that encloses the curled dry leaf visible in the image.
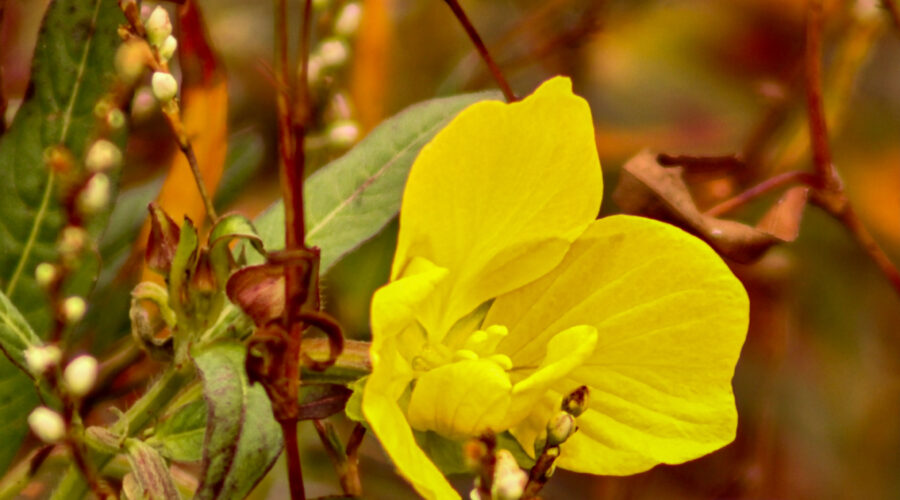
[225,264,285,326]
[613,150,809,263]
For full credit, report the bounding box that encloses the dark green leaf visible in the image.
[252,91,500,272]
[192,342,282,500]
[0,359,39,474]
[0,290,41,373]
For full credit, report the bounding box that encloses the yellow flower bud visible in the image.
[85,139,122,172]
[151,72,178,103]
[145,6,172,47]
[545,411,576,447]
[28,407,66,443]
[158,35,178,62]
[63,355,99,398]
[78,173,111,215]
[34,262,58,289]
[62,296,87,324]
[24,345,62,375]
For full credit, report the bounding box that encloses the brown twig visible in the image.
[522,444,559,499]
[705,170,819,217]
[441,0,517,102]
[281,419,306,500]
[343,423,366,496]
[802,0,900,296]
[657,153,747,175]
[883,0,900,34]
[177,130,218,221]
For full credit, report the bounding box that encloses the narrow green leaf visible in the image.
[252,91,500,272]
[0,290,41,373]
[192,342,282,500]
[0,360,39,474]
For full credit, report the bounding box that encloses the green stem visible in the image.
[50,366,193,499]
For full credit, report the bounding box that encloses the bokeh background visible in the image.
[3,0,900,498]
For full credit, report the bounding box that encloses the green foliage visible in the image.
[124,439,181,500]
[0,0,123,475]
[146,398,207,462]
[192,342,282,500]
[252,91,501,272]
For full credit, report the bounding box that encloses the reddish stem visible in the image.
[442,0,517,102]
[705,170,819,217]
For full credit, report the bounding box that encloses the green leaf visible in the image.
[124,438,181,500]
[0,290,41,373]
[252,91,500,272]
[146,399,207,462]
[0,0,124,334]
[0,359,39,474]
[0,0,123,470]
[192,342,282,500]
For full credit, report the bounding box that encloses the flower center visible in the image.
[410,324,513,372]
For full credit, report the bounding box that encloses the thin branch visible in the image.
[343,424,366,496]
[804,0,837,189]
[883,0,900,34]
[441,0,517,102]
[281,419,306,500]
[834,206,900,294]
[705,170,819,217]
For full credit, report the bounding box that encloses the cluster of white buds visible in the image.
[308,2,362,86]
[145,6,172,47]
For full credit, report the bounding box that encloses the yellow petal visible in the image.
[489,215,748,474]
[362,359,460,500]
[504,325,597,427]
[393,77,603,335]
[407,359,512,440]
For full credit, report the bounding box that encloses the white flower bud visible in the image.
[145,6,173,47]
[34,262,58,289]
[334,3,362,37]
[151,72,178,103]
[62,296,87,324]
[491,450,527,500]
[131,86,157,122]
[158,35,178,62]
[545,411,576,447]
[28,407,66,443]
[327,120,359,147]
[85,139,122,172]
[317,38,349,68]
[24,345,62,375]
[78,173,111,215]
[63,355,99,397]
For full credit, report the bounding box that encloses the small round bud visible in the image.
[327,119,359,147]
[131,87,157,122]
[58,226,88,257]
[145,6,173,47]
[63,355,99,397]
[545,411,576,447]
[106,108,126,130]
[34,262,59,289]
[334,3,362,37]
[306,56,324,84]
[85,139,122,172]
[78,173,111,215]
[62,296,87,324]
[151,72,178,103]
[24,345,62,375]
[491,450,527,500]
[115,40,147,85]
[317,38,349,68]
[28,407,66,443]
[43,145,75,173]
[158,35,178,62]
[561,385,589,417]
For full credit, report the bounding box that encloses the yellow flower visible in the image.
[361,77,749,499]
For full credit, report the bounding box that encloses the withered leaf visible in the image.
[612,150,808,263]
